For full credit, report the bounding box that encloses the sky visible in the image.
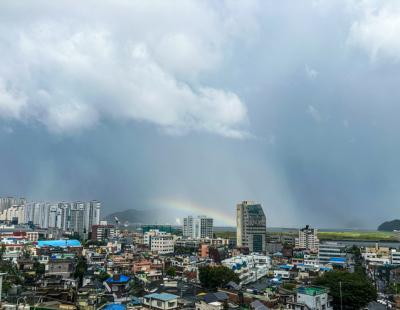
[1,0,400,228]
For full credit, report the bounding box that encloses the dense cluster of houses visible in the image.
[1,222,399,309]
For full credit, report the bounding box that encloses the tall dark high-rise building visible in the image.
[236,201,266,253]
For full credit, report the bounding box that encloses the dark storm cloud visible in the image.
[1,1,400,227]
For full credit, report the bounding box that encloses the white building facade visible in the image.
[295,225,319,252]
[183,215,213,239]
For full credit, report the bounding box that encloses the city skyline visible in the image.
[2,1,400,228]
[0,2,397,309]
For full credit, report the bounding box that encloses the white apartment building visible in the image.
[222,254,271,285]
[391,249,400,265]
[48,205,58,228]
[0,200,101,239]
[0,205,26,223]
[0,197,26,212]
[183,215,213,239]
[144,229,166,245]
[150,235,174,254]
[318,242,346,265]
[295,225,319,252]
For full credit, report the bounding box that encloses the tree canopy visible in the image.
[166,266,176,277]
[74,256,88,286]
[313,270,377,310]
[199,265,239,289]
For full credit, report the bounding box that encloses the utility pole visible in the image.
[0,273,6,304]
[339,281,343,310]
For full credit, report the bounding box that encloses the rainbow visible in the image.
[150,198,235,226]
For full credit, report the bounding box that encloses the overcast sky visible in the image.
[1,0,400,228]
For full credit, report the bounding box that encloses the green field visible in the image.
[215,229,400,242]
[317,231,399,241]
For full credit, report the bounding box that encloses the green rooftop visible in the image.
[297,286,328,296]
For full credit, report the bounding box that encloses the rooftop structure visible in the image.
[144,293,179,301]
[37,239,82,248]
[105,275,131,284]
[297,286,328,296]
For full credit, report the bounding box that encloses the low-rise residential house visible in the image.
[250,300,271,310]
[273,269,294,280]
[35,239,83,256]
[132,259,163,282]
[286,286,333,310]
[1,238,25,260]
[196,300,224,310]
[104,274,131,302]
[46,259,76,279]
[143,293,179,309]
[195,292,230,310]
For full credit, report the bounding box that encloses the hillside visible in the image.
[378,219,400,232]
[104,209,176,225]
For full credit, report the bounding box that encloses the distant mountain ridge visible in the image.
[378,219,400,231]
[104,208,176,225]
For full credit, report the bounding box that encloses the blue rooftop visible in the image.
[103,304,126,310]
[37,239,81,248]
[279,264,293,270]
[130,297,141,305]
[330,257,346,263]
[106,275,131,283]
[320,267,332,271]
[144,293,179,301]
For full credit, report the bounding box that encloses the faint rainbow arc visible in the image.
[152,198,235,226]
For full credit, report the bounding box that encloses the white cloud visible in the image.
[348,1,400,62]
[305,65,318,80]
[0,79,27,120]
[0,1,255,138]
[307,105,323,123]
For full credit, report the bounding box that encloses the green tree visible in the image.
[199,266,239,290]
[33,260,45,276]
[166,266,176,277]
[74,256,88,286]
[0,244,5,260]
[313,270,377,310]
[84,240,107,247]
[98,271,111,282]
[281,283,296,291]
